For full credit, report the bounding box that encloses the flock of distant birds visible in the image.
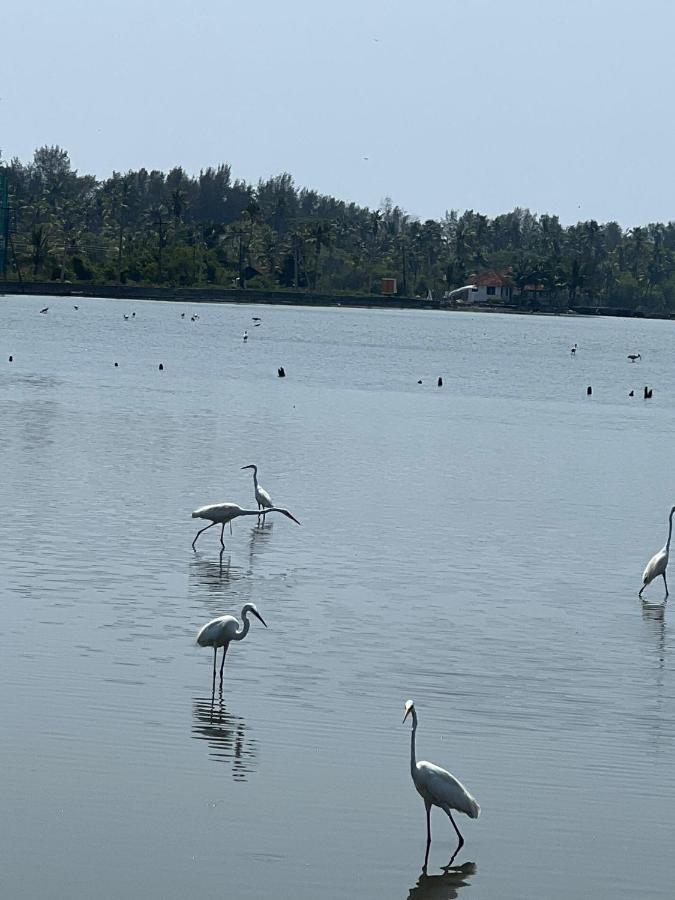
[10,304,674,864]
[23,307,288,376]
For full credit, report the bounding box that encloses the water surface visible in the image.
[2,296,675,898]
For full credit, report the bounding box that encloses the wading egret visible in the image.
[197,604,267,685]
[639,506,675,600]
[403,700,480,861]
[191,502,300,550]
[241,464,273,518]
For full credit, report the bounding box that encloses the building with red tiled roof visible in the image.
[446,270,513,305]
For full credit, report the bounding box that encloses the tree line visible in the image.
[2,145,675,312]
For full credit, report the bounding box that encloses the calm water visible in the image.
[2,296,675,899]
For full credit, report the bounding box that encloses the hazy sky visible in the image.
[2,0,674,225]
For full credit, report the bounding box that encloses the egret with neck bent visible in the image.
[241,464,273,519]
[191,502,300,550]
[403,700,480,865]
[196,604,267,687]
[639,506,675,600]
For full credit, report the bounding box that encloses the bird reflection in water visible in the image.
[248,521,274,567]
[189,551,244,594]
[641,599,668,749]
[192,692,258,781]
[407,861,476,900]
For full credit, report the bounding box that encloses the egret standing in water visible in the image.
[639,506,675,600]
[191,501,300,550]
[241,464,273,519]
[196,603,267,687]
[403,700,480,863]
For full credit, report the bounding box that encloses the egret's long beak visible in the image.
[403,701,414,724]
[283,510,301,525]
[253,610,268,628]
[402,708,412,724]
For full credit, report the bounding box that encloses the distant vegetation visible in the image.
[3,145,675,312]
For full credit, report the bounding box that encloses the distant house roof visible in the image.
[471,270,513,288]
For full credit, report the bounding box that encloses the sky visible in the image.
[2,0,675,226]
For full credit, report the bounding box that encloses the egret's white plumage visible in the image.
[403,700,479,859]
[196,603,267,685]
[241,464,273,517]
[191,501,300,549]
[640,506,675,599]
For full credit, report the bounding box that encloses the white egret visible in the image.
[191,502,300,550]
[639,506,675,599]
[243,331,248,341]
[241,464,273,519]
[196,603,267,684]
[403,700,480,860]
[570,343,577,354]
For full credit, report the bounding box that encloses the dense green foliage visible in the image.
[3,145,675,311]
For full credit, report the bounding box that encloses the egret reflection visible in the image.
[192,693,258,780]
[407,861,476,899]
[248,521,275,566]
[189,552,244,593]
[641,598,668,750]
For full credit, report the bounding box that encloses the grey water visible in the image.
[2,295,675,899]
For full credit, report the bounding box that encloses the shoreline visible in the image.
[0,280,664,319]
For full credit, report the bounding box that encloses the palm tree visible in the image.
[31,224,49,276]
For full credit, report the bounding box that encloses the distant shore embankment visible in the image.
[0,280,661,319]
[0,281,438,310]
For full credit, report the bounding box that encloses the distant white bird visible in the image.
[403,700,480,859]
[197,603,267,685]
[570,343,577,355]
[123,314,129,320]
[243,331,248,341]
[241,464,273,518]
[191,502,300,550]
[639,506,675,599]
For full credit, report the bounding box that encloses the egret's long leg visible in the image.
[425,800,432,845]
[220,524,225,548]
[423,836,431,874]
[219,644,229,684]
[192,521,215,550]
[212,647,217,691]
[664,572,669,598]
[442,806,464,854]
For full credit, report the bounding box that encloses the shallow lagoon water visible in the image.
[2,296,675,898]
